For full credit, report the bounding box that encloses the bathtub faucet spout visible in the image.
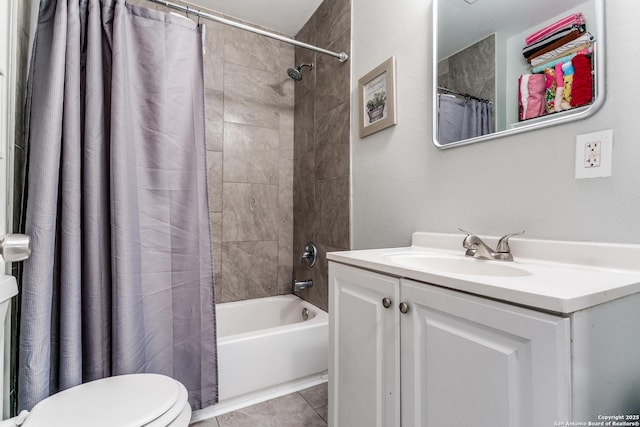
[293,279,313,292]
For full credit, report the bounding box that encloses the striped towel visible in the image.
[525,13,586,46]
[522,28,584,59]
[530,33,594,67]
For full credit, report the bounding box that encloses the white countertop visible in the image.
[327,232,640,314]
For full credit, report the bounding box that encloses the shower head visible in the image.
[287,63,313,81]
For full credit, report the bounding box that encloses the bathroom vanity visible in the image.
[327,232,640,427]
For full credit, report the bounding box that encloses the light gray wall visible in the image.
[351,0,640,249]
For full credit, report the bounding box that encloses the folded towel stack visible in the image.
[517,12,594,121]
[522,13,594,69]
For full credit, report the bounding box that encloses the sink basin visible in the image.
[385,254,531,277]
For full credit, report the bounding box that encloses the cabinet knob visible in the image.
[382,297,392,309]
[399,302,409,314]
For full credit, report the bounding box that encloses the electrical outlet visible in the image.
[575,130,613,179]
[584,141,601,168]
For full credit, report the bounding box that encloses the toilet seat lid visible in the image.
[23,374,186,427]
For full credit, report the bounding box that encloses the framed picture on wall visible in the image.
[358,56,397,138]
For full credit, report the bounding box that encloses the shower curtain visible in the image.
[437,94,493,144]
[18,0,217,411]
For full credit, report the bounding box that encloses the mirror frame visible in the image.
[432,0,606,149]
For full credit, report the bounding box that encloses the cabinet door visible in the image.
[400,279,571,427]
[328,262,400,427]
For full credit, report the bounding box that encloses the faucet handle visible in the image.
[458,228,478,256]
[496,231,525,253]
[457,228,473,248]
[299,241,318,267]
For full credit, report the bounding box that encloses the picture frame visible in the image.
[358,56,397,138]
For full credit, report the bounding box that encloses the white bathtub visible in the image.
[192,294,328,420]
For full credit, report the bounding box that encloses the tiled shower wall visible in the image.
[199,19,295,303]
[292,0,351,311]
[438,34,496,128]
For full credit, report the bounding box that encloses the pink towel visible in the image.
[525,13,586,46]
[554,63,565,112]
[519,74,546,120]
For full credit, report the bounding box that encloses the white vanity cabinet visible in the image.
[400,278,570,427]
[328,262,401,427]
[329,262,571,427]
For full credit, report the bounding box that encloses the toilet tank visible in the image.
[0,276,18,419]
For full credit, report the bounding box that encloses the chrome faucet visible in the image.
[459,229,524,262]
[300,241,317,267]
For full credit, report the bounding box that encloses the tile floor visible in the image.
[190,383,328,427]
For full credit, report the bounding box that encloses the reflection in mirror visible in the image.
[433,0,605,148]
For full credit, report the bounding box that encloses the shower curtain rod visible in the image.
[437,86,492,104]
[147,0,349,62]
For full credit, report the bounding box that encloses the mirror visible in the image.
[433,0,605,148]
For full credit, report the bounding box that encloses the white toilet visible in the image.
[0,276,192,427]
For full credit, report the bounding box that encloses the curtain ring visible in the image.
[185,5,190,18]
[197,10,201,25]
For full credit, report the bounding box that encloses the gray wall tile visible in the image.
[293,209,317,255]
[278,110,294,272]
[316,176,349,249]
[220,241,278,302]
[296,14,317,47]
[206,151,223,213]
[210,212,223,278]
[222,183,278,242]
[223,123,279,184]
[293,18,317,157]
[315,0,351,49]
[315,102,349,180]
[438,34,496,128]
[223,26,281,73]
[293,152,315,212]
[224,63,287,129]
[191,5,294,303]
[278,47,296,106]
[205,89,224,152]
[280,106,295,155]
[315,30,350,118]
[204,22,225,91]
[278,166,294,267]
[293,84,315,158]
[293,0,351,311]
[277,266,293,295]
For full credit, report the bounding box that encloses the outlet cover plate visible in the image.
[575,130,613,179]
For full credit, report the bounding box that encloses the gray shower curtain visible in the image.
[18,0,217,411]
[437,94,493,144]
